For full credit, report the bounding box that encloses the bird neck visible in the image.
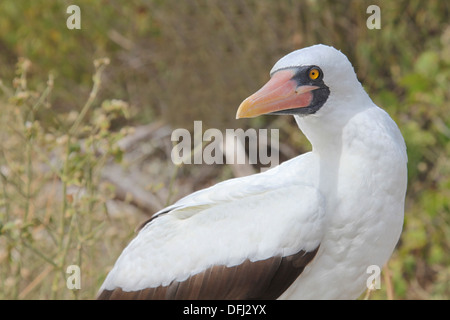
[294,90,372,157]
[293,98,369,199]
[294,115,344,158]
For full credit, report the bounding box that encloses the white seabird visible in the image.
[97,44,407,300]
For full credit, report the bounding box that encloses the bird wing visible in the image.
[98,247,319,300]
[98,154,325,299]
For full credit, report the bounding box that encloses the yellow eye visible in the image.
[309,68,320,80]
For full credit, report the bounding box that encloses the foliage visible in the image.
[0,0,449,299]
[0,58,130,299]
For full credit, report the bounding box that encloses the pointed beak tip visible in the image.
[235,99,251,119]
[235,110,245,120]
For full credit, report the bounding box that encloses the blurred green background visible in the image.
[0,0,448,299]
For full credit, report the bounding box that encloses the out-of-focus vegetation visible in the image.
[0,0,448,299]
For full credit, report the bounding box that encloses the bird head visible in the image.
[236,44,368,120]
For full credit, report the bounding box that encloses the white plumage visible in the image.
[98,44,407,300]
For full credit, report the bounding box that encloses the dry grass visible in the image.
[0,58,138,299]
[0,1,448,299]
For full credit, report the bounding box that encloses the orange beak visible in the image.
[236,69,319,119]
